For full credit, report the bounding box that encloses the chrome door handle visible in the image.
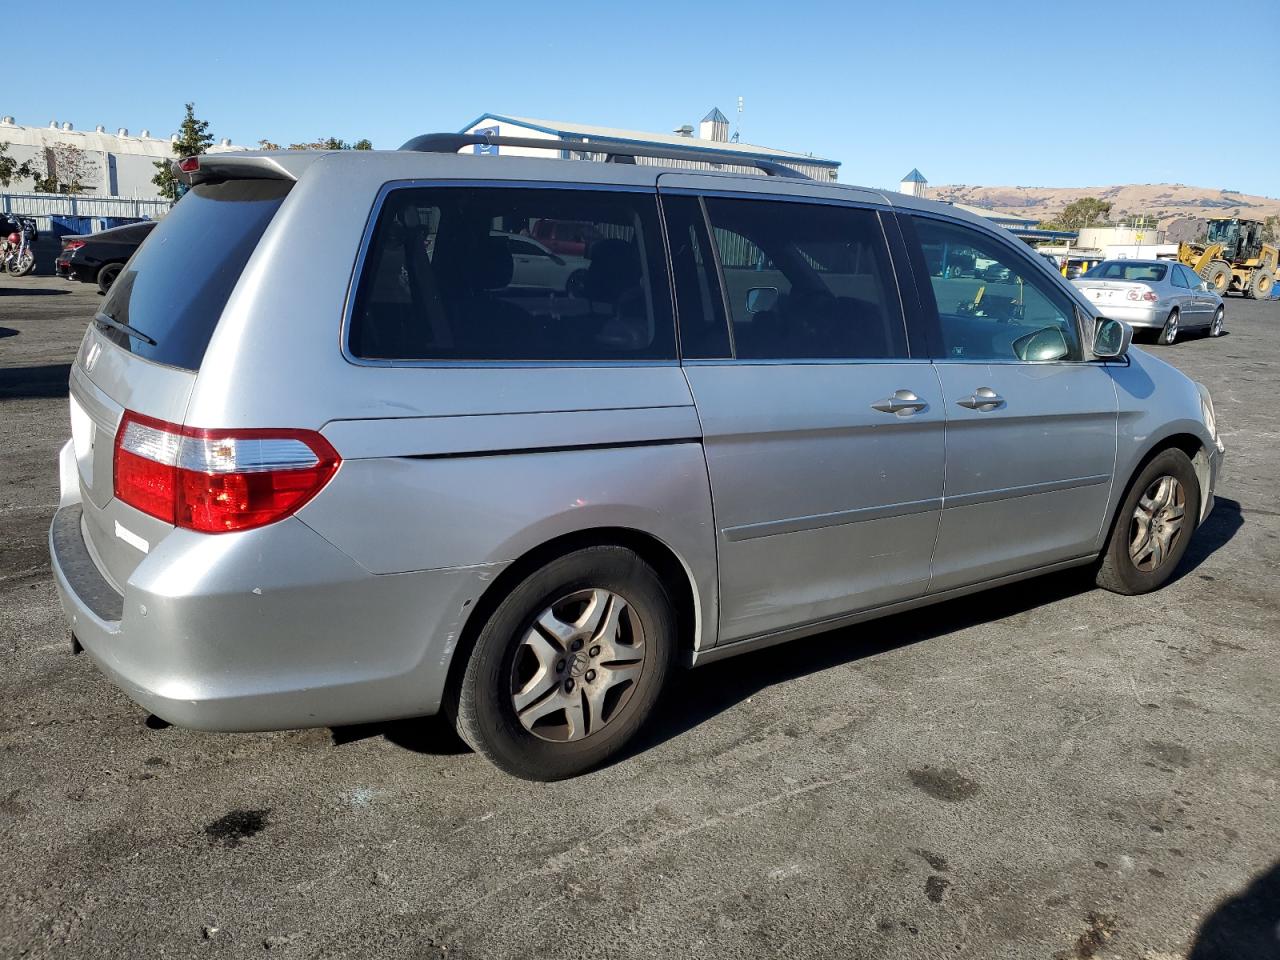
[956,386,1004,410]
[871,389,928,416]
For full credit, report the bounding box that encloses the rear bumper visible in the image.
[1096,303,1164,328]
[49,499,506,731]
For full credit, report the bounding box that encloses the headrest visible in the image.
[474,236,514,290]
[585,239,641,302]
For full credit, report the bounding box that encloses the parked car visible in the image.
[49,141,1224,781]
[495,231,589,294]
[56,220,157,293]
[1072,259,1224,345]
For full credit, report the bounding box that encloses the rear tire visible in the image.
[1160,309,1179,345]
[1096,448,1199,595]
[1201,261,1232,297]
[1246,269,1273,301]
[97,262,123,294]
[451,546,676,781]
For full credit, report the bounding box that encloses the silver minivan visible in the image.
[49,134,1224,780]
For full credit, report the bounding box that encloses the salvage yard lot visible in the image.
[1,276,1276,959]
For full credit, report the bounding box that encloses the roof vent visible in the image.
[171,134,179,143]
[117,127,129,136]
[49,120,58,128]
[220,137,231,147]
[95,124,105,133]
[673,124,694,137]
[0,115,14,125]
[140,128,150,138]
[61,121,73,131]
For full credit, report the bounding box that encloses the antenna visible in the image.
[732,96,743,143]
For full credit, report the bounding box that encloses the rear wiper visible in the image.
[95,313,157,346]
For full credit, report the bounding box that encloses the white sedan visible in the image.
[1072,259,1224,345]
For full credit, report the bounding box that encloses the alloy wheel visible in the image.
[510,588,646,742]
[1211,308,1224,337]
[1162,312,1178,345]
[1129,475,1186,572]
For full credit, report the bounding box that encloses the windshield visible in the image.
[97,179,292,370]
[1082,262,1167,282]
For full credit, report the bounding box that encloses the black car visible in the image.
[55,220,157,293]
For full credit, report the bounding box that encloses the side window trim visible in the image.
[698,193,737,359]
[903,210,1089,364]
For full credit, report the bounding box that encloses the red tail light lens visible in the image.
[1126,288,1159,302]
[62,240,86,251]
[113,412,340,533]
[177,156,200,173]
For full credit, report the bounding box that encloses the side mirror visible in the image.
[1093,316,1132,359]
[1198,281,1210,292]
[745,286,779,314]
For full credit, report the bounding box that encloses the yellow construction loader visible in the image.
[1178,217,1278,299]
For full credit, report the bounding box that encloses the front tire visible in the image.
[452,546,676,780]
[1096,448,1200,595]
[1246,269,1273,301]
[1210,306,1225,337]
[1201,261,1232,297]
[1160,309,1179,345]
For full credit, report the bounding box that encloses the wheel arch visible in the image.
[1104,431,1213,549]
[442,525,704,713]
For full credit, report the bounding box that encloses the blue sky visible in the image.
[8,0,1278,196]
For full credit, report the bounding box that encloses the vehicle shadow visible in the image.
[0,363,71,399]
[0,285,69,296]
[332,716,469,755]
[1187,860,1280,959]
[0,326,16,339]
[1174,497,1243,581]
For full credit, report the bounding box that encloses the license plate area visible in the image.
[69,394,96,489]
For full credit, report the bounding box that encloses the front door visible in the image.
[660,182,945,644]
[900,214,1119,593]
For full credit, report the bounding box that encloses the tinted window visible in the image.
[349,188,673,362]
[912,216,1082,362]
[96,180,291,370]
[1171,266,1189,288]
[662,195,731,359]
[1179,266,1202,288]
[702,197,907,360]
[1083,261,1168,281]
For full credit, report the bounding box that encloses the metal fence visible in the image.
[1,192,170,232]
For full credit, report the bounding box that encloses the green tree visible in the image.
[1040,197,1114,231]
[258,137,373,151]
[30,143,94,194]
[0,141,37,188]
[153,102,215,200]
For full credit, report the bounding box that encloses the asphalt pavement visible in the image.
[1,275,1277,959]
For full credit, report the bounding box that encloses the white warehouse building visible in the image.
[458,108,840,181]
[0,115,247,200]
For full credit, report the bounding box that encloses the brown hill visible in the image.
[930,183,1280,227]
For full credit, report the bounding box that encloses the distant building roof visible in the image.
[900,168,927,184]
[702,107,729,124]
[461,113,839,167]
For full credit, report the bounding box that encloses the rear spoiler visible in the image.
[173,152,310,186]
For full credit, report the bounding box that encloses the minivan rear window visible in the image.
[348,187,675,362]
[96,179,292,370]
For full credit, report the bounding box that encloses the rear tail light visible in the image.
[1126,287,1159,302]
[177,156,200,173]
[113,412,340,533]
[62,240,86,251]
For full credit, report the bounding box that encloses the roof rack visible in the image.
[398,132,811,180]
